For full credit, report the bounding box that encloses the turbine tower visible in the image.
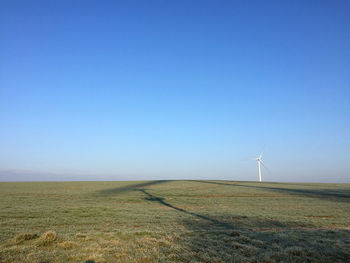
[254,152,266,182]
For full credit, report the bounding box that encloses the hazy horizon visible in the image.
[0,168,349,183]
[1,1,349,183]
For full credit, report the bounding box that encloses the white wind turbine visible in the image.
[253,152,267,182]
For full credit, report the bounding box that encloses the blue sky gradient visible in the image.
[1,0,349,182]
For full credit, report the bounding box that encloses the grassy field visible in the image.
[0,180,349,263]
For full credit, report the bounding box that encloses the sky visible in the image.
[0,0,349,182]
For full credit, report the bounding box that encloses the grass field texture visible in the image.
[0,180,349,262]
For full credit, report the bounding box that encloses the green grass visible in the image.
[0,180,349,262]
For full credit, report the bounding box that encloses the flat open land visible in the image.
[0,180,349,262]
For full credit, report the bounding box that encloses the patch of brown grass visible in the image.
[13,233,38,244]
[306,215,335,218]
[35,230,57,246]
[76,233,87,238]
[59,241,77,250]
[196,194,282,198]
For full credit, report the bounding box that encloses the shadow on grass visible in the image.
[139,189,234,229]
[191,180,350,203]
[140,189,350,262]
[176,216,350,262]
[96,180,171,196]
[139,189,306,231]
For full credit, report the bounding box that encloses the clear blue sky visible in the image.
[1,0,349,182]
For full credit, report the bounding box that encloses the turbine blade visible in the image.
[260,160,270,173]
[259,151,263,159]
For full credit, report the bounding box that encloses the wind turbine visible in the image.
[254,152,266,182]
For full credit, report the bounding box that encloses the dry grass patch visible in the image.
[35,230,57,246]
[76,233,87,238]
[59,240,77,250]
[13,233,39,244]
